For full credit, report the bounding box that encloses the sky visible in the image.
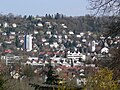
[0,0,91,16]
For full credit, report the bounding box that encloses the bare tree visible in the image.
[88,0,120,16]
[88,0,120,82]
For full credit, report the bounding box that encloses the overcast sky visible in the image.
[0,0,91,16]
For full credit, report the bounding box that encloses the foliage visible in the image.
[22,64,34,78]
[106,47,120,80]
[98,18,120,79]
[0,74,5,90]
[15,35,19,47]
[84,68,119,90]
[88,0,120,83]
[108,48,120,69]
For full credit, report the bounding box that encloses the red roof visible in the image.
[4,50,12,53]
[39,52,45,54]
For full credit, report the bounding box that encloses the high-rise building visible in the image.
[91,40,96,52]
[24,34,32,51]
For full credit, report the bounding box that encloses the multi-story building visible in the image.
[24,34,32,51]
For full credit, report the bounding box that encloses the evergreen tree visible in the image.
[45,14,48,18]
[48,14,52,19]
[15,35,19,47]
[45,61,59,85]
[55,13,60,19]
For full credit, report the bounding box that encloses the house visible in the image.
[69,31,74,35]
[46,31,51,35]
[35,17,42,21]
[42,38,46,42]
[101,47,109,54]
[2,32,7,36]
[4,22,9,28]
[61,24,67,28]
[45,22,51,26]
[34,30,38,34]
[12,23,17,28]
[80,32,85,36]
[37,22,43,27]
[1,54,22,65]
[53,42,59,48]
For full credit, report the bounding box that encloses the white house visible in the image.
[69,31,74,35]
[101,47,109,54]
[12,23,17,28]
[37,23,43,27]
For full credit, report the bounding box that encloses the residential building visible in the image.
[24,34,33,51]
